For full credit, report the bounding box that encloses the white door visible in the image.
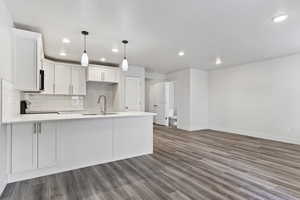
[38,122,57,168]
[71,67,86,95]
[42,61,55,94]
[125,77,141,111]
[151,83,168,125]
[55,65,71,95]
[11,123,37,173]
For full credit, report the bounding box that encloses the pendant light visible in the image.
[121,40,129,71]
[81,31,89,67]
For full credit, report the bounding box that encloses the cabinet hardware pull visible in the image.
[38,123,42,134]
[33,123,37,134]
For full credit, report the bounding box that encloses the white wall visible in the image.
[0,0,13,195]
[167,68,208,131]
[209,54,300,145]
[167,69,191,130]
[190,69,208,130]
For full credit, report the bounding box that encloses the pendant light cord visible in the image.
[84,35,87,52]
[124,43,127,59]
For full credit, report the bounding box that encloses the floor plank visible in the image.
[1,126,300,200]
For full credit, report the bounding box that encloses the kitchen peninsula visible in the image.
[3,112,155,182]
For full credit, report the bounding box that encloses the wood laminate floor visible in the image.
[1,126,300,200]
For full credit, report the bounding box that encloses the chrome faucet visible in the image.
[97,95,107,114]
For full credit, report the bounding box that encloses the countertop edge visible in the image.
[2,112,157,124]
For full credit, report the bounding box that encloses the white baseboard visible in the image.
[0,179,7,197]
[210,126,300,145]
[8,152,153,183]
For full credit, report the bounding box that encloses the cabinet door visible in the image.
[103,69,117,82]
[55,65,71,95]
[125,77,141,111]
[42,61,55,94]
[87,67,102,82]
[72,67,86,95]
[14,31,39,91]
[11,123,37,173]
[38,122,57,168]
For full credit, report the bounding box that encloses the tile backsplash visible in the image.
[85,82,115,113]
[24,94,85,112]
[23,82,116,113]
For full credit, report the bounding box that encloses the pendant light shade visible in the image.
[81,31,89,67]
[81,50,89,67]
[121,58,128,71]
[121,40,129,71]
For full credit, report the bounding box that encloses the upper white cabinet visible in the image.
[13,29,44,92]
[71,67,86,95]
[54,64,72,95]
[42,62,86,96]
[42,60,55,94]
[38,122,57,168]
[87,65,119,83]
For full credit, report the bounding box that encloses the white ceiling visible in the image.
[4,0,300,73]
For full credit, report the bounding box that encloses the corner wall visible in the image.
[0,0,14,195]
[167,68,208,131]
[208,54,300,145]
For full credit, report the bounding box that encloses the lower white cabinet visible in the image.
[38,122,57,168]
[8,116,153,182]
[11,123,37,173]
[11,121,57,173]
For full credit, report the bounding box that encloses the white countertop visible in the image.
[3,112,156,124]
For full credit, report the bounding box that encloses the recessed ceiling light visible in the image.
[216,57,222,65]
[112,48,119,53]
[62,38,71,44]
[178,51,185,56]
[272,14,288,23]
[100,57,106,62]
[59,51,67,56]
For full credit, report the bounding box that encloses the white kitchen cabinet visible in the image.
[87,66,119,83]
[102,69,119,82]
[11,122,57,174]
[71,67,86,95]
[42,60,55,94]
[13,29,44,92]
[38,122,57,168]
[7,115,154,182]
[11,123,37,173]
[54,64,71,95]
